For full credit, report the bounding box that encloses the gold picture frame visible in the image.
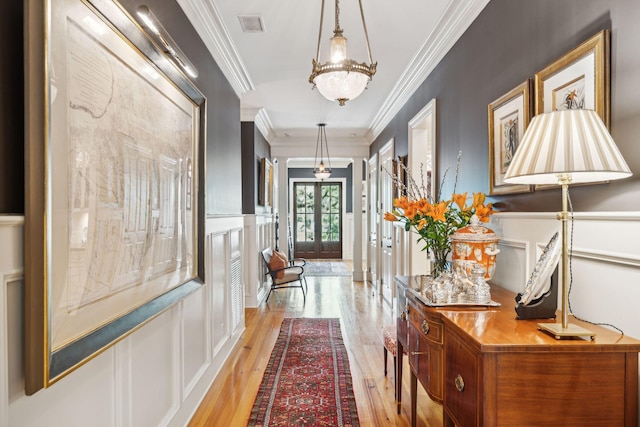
[259,157,273,207]
[535,29,610,127]
[534,29,610,190]
[24,0,206,394]
[488,80,533,195]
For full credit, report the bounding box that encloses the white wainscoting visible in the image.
[243,214,273,308]
[343,212,367,263]
[1,215,245,427]
[490,212,640,341]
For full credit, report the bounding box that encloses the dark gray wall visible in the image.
[118,0,242,215]
[371,0,640,212]
[0,0,242,215]
[0,0,24,213]
[288,165,354,213]
[241,121,271,214]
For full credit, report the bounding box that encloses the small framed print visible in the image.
[259,157,273,206]
[535,29,610,128]
[488,80,533,195]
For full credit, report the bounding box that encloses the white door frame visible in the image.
[408,98,437,275]
[367,154,378,284]
[378,139,394,305]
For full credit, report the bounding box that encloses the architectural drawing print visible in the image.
[51,12,197,349]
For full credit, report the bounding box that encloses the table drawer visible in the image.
[444,329,479,427]
[408,301,442,344]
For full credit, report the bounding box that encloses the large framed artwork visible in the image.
[488,80,533,195]
[535,29,610,127]
[24,0,206,394]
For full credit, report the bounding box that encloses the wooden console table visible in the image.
[395,276,640,427]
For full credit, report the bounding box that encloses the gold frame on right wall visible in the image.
[534,29,610,128]
[488,80,533,195]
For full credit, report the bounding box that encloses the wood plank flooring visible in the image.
[188,273,443,426]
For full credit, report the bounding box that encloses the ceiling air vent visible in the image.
[238,15,265,33]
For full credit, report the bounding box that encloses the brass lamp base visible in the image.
[538,322,596,340]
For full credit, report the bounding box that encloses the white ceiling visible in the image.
[177,0,489,150]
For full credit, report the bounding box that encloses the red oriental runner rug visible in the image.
[247,318,360,426]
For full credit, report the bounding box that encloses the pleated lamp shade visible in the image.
[504,109,632,185]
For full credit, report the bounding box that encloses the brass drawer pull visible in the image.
[411,351,427,355]
[401,310,407,321]
[455,374,465,392]
[421,320,430,335]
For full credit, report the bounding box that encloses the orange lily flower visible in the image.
[417,218,427,230]
[384,212,398,222]
[416,198,429,212]
[475,204,496,222]
[404,205,417,220]
[429,201,449,222]
[394,196,408,210]
[452,192,467,210]
[472,192,485,209]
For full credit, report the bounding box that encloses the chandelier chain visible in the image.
[315,0,326,61]
[358,0,373,63]
[335,0,342,34]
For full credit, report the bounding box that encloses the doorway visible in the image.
[378,140,394,306]
[293,182,342,259]
[408,99,437,276]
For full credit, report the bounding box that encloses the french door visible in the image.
[293,182,342,259]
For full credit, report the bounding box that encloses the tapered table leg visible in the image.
[410,371,417,427]
[396,342,403,414]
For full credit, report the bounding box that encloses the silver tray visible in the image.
[410,289,501,308]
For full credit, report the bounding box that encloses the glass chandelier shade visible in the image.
[313,123,332,180]
[309,0,376,106]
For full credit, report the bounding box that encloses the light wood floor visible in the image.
[188,272,443,426]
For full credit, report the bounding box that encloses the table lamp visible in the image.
[504,109,632,339]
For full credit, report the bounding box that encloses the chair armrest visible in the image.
[289,258,307,267]
[266,265,304,276]
[284,266,304,275]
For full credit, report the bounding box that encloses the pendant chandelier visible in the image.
[313,123,332,180]
[309,0,377,106]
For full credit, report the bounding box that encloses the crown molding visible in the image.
[254,109,274,142]
[241,108,274,142]
[178,0,488,146]
[176,0,254,95]
[177,0,280,140]
[368,0,490,142]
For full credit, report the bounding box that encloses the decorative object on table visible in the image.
[309,0,377,105]
[248,318,360,426]
[418,268,500,307]
[515,268,559,320]
[504,109,631,339]
[488,80,533,195]
[515,232,561,320]
[24,0,205,394]
[313,123,332,180]
[535,30,610,127]
[384,154,496,277]
[451,214,500,280]
[516,232,561,306]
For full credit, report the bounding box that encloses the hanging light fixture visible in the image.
[309,0,377,106]
[313,123,332,180]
